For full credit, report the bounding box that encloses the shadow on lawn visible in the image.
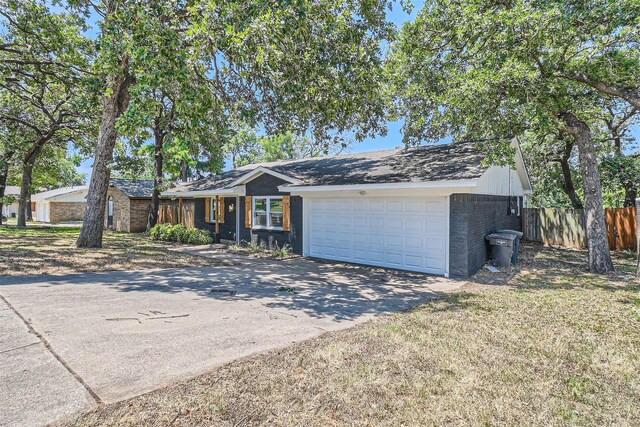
[472,242,638,293]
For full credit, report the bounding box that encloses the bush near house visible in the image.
[149,224,213,245]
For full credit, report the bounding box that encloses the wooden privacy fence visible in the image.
[522,207,637,251]
[158,204,194,228]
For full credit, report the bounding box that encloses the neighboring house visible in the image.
[2,186,20,218]
[105,178,154,232]
[32,186,89,223]
[30,179,153,231]
[164,141,532,278]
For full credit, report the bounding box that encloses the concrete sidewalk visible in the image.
[0,256,463,426]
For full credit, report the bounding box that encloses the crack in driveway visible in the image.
[0,293,104,406]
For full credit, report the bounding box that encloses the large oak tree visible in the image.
[388,0,639,273]
[71,0,394,247]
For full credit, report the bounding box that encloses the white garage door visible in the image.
[306,197,448,275]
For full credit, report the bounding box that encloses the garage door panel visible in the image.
[404,254,423,269]
[353,216,367,227]
[353,248,368,261]
[307,197,447,275]
[369,200,385,212]
[387,200,403,212]
[387,235,403,247]
[386,252,403,266]
[369,251,384,263]
[405,236,423,249]
[405,217,423,232]
[369,216,385,228]
[368,234,384,245]
[353,232,368,243]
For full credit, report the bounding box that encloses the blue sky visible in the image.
[75,1,638,178]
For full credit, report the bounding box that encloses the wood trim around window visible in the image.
[218,197,225,224]
[245,196,252,228]
[282,195,291,231]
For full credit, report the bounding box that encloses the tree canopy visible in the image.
[388,0,640,272]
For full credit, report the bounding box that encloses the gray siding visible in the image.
[236,173,303,253]
[449,194,522,278]
[194,196,237,240]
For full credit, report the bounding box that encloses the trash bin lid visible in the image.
[485,232,517,241]
[497,229,524,238]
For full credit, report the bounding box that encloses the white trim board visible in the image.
[229,167,302,187]
[162,185,246,198]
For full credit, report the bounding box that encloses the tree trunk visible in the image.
[147,131,164,230]
[16,132,54,226]
[181,159,188,182]
[17,163,33,227]
[623,183,637,208]
[557,141,583,209]
[26,193,32,221]
[562,112,615,273]
[76,70,132,248]
[0,150,13,226]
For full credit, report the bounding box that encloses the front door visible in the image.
[107,196,114,227]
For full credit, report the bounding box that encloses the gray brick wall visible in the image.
[239,174,303,253]
[194,196,237,240]
[449,194,522,278]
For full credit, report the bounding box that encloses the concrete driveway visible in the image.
[0,254,461,427]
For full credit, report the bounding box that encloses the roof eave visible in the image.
[162,185,246,198]
[278,179,480,193]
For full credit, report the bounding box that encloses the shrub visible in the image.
[149,224,213,245]
[247,241,267,254]
[271,242,292,259]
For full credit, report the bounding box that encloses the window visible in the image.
[253,196,283,229]
[210,198,216,222]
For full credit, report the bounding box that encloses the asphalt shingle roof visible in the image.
[167,141,487,193]
[110,178,154,198]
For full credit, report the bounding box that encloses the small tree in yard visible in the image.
[389,0,640,273]
[70,0,393,248]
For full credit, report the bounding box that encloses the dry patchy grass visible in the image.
[66,243,640,427]
[0,225,224,276]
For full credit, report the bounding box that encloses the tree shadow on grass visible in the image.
[472,242,638,293]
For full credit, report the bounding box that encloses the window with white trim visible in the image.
[210,198,216,222]
[253,196,283,229]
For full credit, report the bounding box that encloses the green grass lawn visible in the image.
[66,243,640,426]
[0,224,224,275]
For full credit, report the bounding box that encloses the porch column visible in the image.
[236,195,240,243]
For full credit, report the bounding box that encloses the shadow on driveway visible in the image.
[0,256,459,322]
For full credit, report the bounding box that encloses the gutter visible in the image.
[278,179,479,193]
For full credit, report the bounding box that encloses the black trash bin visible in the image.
[497,229,524,264]
[485,233,517,268]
